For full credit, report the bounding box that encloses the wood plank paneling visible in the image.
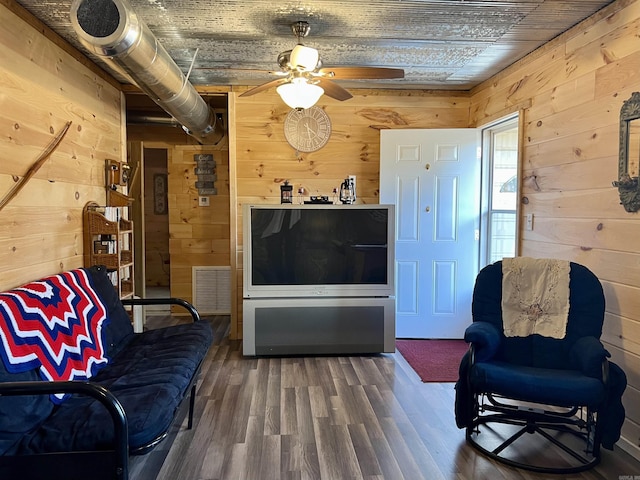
[232,89,472,340]
[526,72,597,119]
[602,281,640,322]
[595,49,640,96]
[524,124,617,170]
[522,217,640,252]
[0,2,122,291]
[168,144,230,308]
[471,0,640,458]
[523,93,620,146]
[603,313,640,357]
[522,157,616,192]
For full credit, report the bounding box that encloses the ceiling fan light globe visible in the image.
[290,45,319,71]
[277,82,324,110]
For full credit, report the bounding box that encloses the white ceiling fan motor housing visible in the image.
[290,45,320,71]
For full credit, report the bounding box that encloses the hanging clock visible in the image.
[283,106,332,153]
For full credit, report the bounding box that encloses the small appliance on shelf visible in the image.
[339,177,356,204]
[305,195,332,204]
[280,180,293,204]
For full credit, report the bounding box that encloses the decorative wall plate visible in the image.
[283,106,332,152]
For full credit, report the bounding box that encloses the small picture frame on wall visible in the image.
[153,173,168,215]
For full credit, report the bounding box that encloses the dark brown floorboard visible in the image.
[129,315,640,480]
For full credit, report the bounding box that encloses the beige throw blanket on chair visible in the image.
[501,257,570,339]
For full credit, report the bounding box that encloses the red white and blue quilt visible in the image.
[0,269,109,403]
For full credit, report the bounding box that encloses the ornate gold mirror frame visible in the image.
[613,92,640,212]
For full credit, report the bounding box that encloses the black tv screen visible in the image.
[243,204,395,298]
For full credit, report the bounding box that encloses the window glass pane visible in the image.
[489,212,516,263]
[491,128,518,211]
[485,121,518,265]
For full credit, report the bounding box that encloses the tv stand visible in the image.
[242,203,396,356]
[243,297,395,356]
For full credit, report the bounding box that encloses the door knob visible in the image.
[425,206,431,213]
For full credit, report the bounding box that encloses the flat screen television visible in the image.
[243,204,395,298]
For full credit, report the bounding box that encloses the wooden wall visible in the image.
[0,1,123,290]
[469,0,640,458]
[230,90,472,338]
[126,100,230,307]
[168,143,230,304]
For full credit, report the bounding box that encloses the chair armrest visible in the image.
[0,381,129,478]
[121,297,201,322]
[569,336,610,379]
[464,321,501,362]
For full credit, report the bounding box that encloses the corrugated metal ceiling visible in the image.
[15,0,616,90]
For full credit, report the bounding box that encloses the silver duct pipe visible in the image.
[126,112,225,130]
[70,0,224,144]
[126,114,182,127]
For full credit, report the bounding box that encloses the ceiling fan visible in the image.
[239,21,405,109]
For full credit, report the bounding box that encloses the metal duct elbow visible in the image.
[70,0,224,144]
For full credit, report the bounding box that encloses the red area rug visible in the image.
[396,339,468,383]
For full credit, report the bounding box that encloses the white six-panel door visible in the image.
[380,129,481,338]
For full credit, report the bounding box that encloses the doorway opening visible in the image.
[380,128,481,338]
[143,148,170,308]
[481,117,519,266]
[380,120,521,338]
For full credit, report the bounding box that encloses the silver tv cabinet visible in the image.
[242,204,396,356]
[243,296,395,356]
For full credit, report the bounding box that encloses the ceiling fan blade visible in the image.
[239,78,289,97]
[316,78,353,101]
[319,66,404,80]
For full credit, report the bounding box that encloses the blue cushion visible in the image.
[85,265,134,358]
[457,259,626,450]
[470,361,605,407]
[15,321,213,453]
[471,261,605,368]
[17,382,183,453]
[569,336,609,378]
[0,267,127,455]
[464,321,500,362]
[0,363,54,455]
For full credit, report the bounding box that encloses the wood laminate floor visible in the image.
[129,315,640,480]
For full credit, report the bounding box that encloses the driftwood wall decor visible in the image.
[0,121,72,212]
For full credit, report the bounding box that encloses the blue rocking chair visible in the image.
[455,258,626,473]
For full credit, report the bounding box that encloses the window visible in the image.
[481,118,519,265]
